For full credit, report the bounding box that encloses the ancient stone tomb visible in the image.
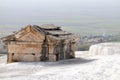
[2,24,76,63]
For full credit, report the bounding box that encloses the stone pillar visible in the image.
[70,42,76,58]
[48,44,55,55]
[48,43,56,61]
[7,53,13,63]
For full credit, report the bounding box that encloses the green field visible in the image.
[62,22,120,36]
[0,19,120,36]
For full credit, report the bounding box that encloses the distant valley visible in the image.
[0,24,120,51]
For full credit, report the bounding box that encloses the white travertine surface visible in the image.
[89,43,120,56]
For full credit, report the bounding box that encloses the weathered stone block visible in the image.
[48,55,56,61]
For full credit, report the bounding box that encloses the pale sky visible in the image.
[0,0,120,26]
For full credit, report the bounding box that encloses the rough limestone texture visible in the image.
[89,43,120,56]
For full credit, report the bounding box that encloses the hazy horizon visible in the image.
[0,0,120,26]
[0,0,120,36]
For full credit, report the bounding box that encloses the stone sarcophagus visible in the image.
[2,24,76,63]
